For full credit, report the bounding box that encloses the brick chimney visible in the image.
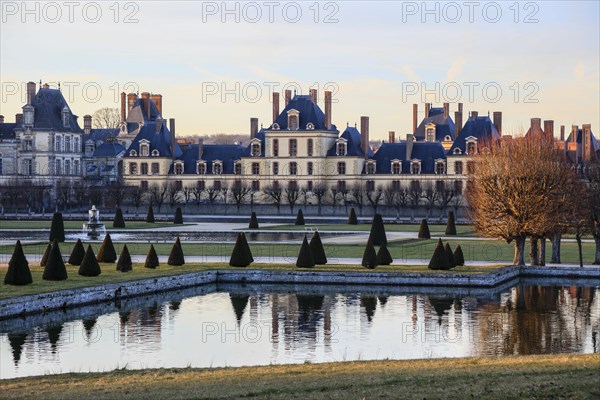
[560,125,565,141]
[324,90,332,130]
[406,133,414,160]
[272,92,280,123]
[309,89,318,104]
[197,138,204,160]
[412,104,418,133]
[250,117,258,139]
[169,118,176,160]
[458,103,463,114]
[454,111,463,138]
[582,124,592,162]
[127,93,137,114]
[42,83,49,89]
[151,94,163,116]
[571,125,578,142]
[443,102,449,118]
[156,118,163,133]
[141,92,151,119]
[284,89,292,106]
[15,113,23,124]
[543,120,554,139]
[360,116,370,157]
[471,111,479,119]
[493,112,502,136]
[388,131,395,143]
[83,115,92,134]
[26,81,36,104]
[120,92,126,122]
[425,103,430,118]
[0,115,4,123]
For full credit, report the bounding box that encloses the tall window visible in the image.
[436,161,445,174]
[64,160,71,175]
[273,139,279,157]
[288,180,298,190]
[252,143,261,157]
[410,180,421,192]
[140,143,149,157]
[252,180,260,191]
[174,162,184,175]
[175,180,183,190]
[289,115,298,130]
[454,180,463,195]
[74,137,80,152]
[273,161,279,175]
[213,162,222,175]
[213,180,222,190]
[197,163,206,174]
[426,128,435,142]
[307,181,313,191]
[337,180,346,191]
[141,181,148,190]
[337,142,346,156]
[411,162,420,174]
[289,162,297,175]
[436,180,445,192]
[152,163,160,174]
[252,162,260,175]
[455,161,463,175]
[366,180,375,192]
[141,163,149,175]
[55,159,62,175]
[366,162,376,174]
[307,139,313,156]
[307,161,313,175]
[392,180,401,191]
[466,141,476,155]
[23,159,33,175]
[65,136,71,153]
[129,163,138,175]
[337,161,346,175]
[234,162,242,175]
[55,135,62,152]
[197,180,205,190]
[392,161,401,174]
[73,160,79,175]
[289,139,297,156]
[0,155,3,175]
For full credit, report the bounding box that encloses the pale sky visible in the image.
[1,1,598,140]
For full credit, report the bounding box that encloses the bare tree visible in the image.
[182,185,194,210]
[408,181,422,220]
[129,185,146,214]
[583,163,600,264]
[92,108,120,129]
[192,185,204,208]
[366,185,383,215]
[311,183,328,216]
[108,180,128,208]
[435,182,456,219]
[421,182,440,218]
[231,181,251,212]
[148,183,168,212]
[167,182,181,208]
[262,184,283,215]
[205,185,220,209]
[350,184,365,216]
[284,185,301,214]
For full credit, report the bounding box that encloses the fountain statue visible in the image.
[84,205,106,238]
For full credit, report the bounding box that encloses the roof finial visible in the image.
[347,121,349,127]
[58,82,61,90]
[354,122,357,128]
[39,79,42,86]
[488,110,490,116]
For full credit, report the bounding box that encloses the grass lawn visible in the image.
[0,262,503,299]
[1,354,598,400]
[0,220,184,230]
[256,223,477,236]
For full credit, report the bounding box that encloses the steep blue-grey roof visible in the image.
[414,108,456,141]
[0,123,17,139]
[18,88,83,132]
[130,97,161,122]
[448,116,500,154]
[326,126,374,157]
[373,141,446,174]
[176,143,245,174]
[93,141,125,157]
[268,95,334,131]
[566,129,600,152]
[83,128,120,143]
[242,128,266,157]
[125,121,183,158]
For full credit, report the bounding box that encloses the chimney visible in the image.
[83,115,92,134]
[493,112,502,136]
[543,120,554,139]
[425,103,430,118]
[582,124,592,162]
[151,94,163,116]
[284,89,292,106]
[197,138,204,160]
[272,92,280,123]
[141,92,151,119]
[388,131,395,143]
[0,115,4,123]
[15,113,23,124]
[309,89,318,104]
[324,90,332,130]
[560,125,565,141]
[250,117,258,139]
[120,92,126,122]
[127,93,137,113]
[42,83,49,89]
[360,116,370,157]
[458,102,463,114]
[412,104,418,133]
[471,111,479,119]
[169,118,176,159]
[26,81,36,104]
[443,102,449,118]
[406,134,414,160]
[454,111,463,138]
[571,125,578,142]
[156,118,163,133]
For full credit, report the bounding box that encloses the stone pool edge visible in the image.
[1,265,598,320]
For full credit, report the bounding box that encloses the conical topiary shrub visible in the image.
[49,212,65,242]
[145,244,159,269]
[4,240,33,285]
[146,205,155,223]
[96,233,117,263]
[368,213,387,246]
[296,235,315,268]
[376,243,393,266]
[444,243,457,269]
[295,209,305,226]
[40,242,51,267]
[68,239,86,265]
[445,211,457,235]
[43,240,68,281]
[454,245,465,266]
[116,244,132,272]
[418,219,431,239]
[113,208,126,228]
[248,211,259,229]
[168,236,185,266]
[79,245,101,277]
[348,208,358,225]
[174,207,183,224]
[428,238,450,270]
[229,232,254,267]
[309,231,327,265]
[362,237,378,269]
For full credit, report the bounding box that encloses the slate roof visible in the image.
[125,121,183,159]
[127,97,161,122]
[414,107,456,141]
[83,128,120,143]
[448,116,500,154]
[268,95,335,131]
[373,141,446,174]
[326,126,374,157]
[566,129,600,152]
[176,143,245,174]
[18,88,83,132]
[93,141,125,157]
[0,123,17,139]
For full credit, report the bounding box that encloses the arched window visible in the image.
[130,150,137,156]
[152,149,160,156]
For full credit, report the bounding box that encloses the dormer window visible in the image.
[366,160,376,174]
[151,149,160,156]
[213,161,223,175]
[411,160,421,174]
[129,150,137,156]
[444,135,452,142]
[272,123,280,130]
[174,161,184,175]
[140,141,150,157]
[306,122,314,130]
[234,161,242,175]
[466,138,477,155]
[453,148,462,155]
[196,161,206,174]
[336,141,347,156]
[391,160,401,174]
[23,104,34,127]
[252,142,261,157]
[62,106,70,127]
[425,123,435,142]
[435,160,446,174]
[287,109,299,130]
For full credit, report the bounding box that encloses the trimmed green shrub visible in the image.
[145,244,159,269]
[40,242,51,267]
[49,212,65,242]
[68,239,86,266]
[418,219,431,239]
[295,209,305,226]
[248,211,259,229]
[296,235,315,268]
[43,240,68,281]
[116,244,132,272]
[113,208,126,228]
[376,243,393,265]
[368,213,387,246]
[445,211,457,235]
[229,232,254,267]
[361,238,378,269]
[168,236,185,266]
[96,233,117,263]
[146,205,155,223]
[454,245,465,266]
[4,240,33,285]
[79,245,101,277]
[348,208,358,225]
[174,207,183,224]
[309,231,327,265]
[428,238,450,270]
[444,242,457,269]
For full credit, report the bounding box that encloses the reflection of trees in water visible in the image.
[82,318,98,340]
[45,324,63,354]
[477,285,598,356]
[428,297,454,326]
[360,296,378,323]
[229,295,249,324]
[378,296,388,306]
[8,332,27,365]
[297,295,324,330]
